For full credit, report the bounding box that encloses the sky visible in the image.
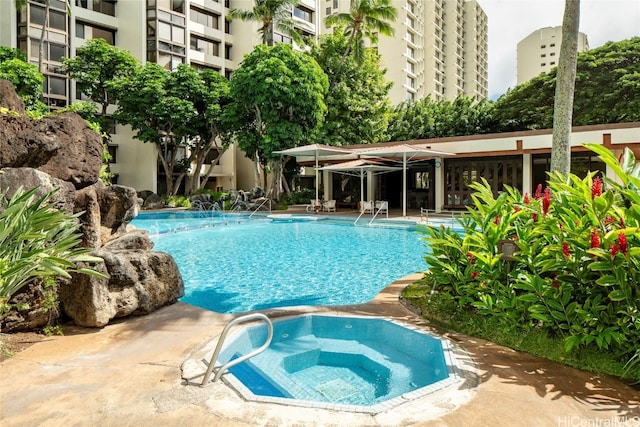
[478,0,640,100]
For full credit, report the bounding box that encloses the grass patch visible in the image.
[402,277,637,383]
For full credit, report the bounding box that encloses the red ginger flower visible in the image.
[604,216,615,225]
[611,243,619,258]
[533,213,538,222]
[534,184,542,200]
[562,242,571,259]
[591,176,602,199]
[494,215,500,225]
[524,193,530,204]
[618,233,628,255]
[514,205,520,212]
[470,272,479,279]
[542,187,551,215]
[467,251,475,265]
[590,229,600,248]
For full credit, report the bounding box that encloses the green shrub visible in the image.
[162,195,191,208]
[421,144,640,381]
[0,187,106,319]
[282,188,315,205]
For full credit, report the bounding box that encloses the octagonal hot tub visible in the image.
[208,314,465,413]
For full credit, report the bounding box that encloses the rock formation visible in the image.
[0,79,184,330]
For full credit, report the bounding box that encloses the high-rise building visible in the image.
[517,26,589,84]
[320,0,488,103]
[0,0,488,194]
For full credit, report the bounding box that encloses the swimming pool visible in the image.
[203,314,464,413]
[131,212,427,313]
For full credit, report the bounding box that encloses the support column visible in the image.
[522,153,532,195]
[367,170,374,201]
[434,159,444,213]
[323,170,331,200]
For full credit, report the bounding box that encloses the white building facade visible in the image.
[517,26,589,85]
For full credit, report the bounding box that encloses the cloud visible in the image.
[480,0,640,100]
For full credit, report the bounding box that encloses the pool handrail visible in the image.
[200,313,273,385]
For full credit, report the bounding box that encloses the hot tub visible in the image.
[211,314,464,413]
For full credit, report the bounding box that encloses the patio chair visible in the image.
[361,200,375,214]
[323,199,336,212]
[306,199,322,213]
[375,200,389,218]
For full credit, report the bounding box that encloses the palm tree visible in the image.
[550,0,580,175]
[324,0,397,87]
[228,0,305,47]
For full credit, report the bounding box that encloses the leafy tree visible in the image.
[551,0,581,175]
[309,30,391,146]
[114,63,231,196]
[228,0,306,47]
[494,38,640,132]
[324,0,397,87]
[62,38,138,129]
[224,43,328,200]
[0,53,46,114]
[387,96,499,141]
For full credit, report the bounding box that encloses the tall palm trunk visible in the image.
[550,0,580,176]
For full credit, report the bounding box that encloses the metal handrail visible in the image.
[200,313,273,386]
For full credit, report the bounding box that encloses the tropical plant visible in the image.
[420,144,640,381]
[228,0,306,47]
[324,0,397,87]
[551,0,581,175]
[223,43,328,200]
[0,187,105,318]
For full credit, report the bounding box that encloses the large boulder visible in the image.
[0,281,51,333]
[37,113,103,189]
[60,250,184,328]
[0,167,76,215]
[0,115,61,168]
[97,184,140,237]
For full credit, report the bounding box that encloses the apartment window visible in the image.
[550,61,556,66]
[550,43,555,47]
[190,7,219,29]
[406,31,414,44]
[333,0,338,8]
[406,1,415,14]
[550,52,555,56]
[406,91,415,101]
[541,44,546,48]
[154,0,185,14]
[406,61,414,74]
[225,44,232,60]
[76,22,116,44]
[157,21,185,44]
[406,16,414,28]
[541,62,546,66]
[406,76,415,88]
[294,6,313,23]
[541,53,546,57]
[406,46,414,59]
[190,35,220,56]
[108,145,118,163]
[326,7,331,15]
[75,0,116,16]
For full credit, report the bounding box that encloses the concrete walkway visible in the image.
[1,275,638,426]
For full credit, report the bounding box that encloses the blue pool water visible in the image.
[131,212,426,313]
[216,315,456,410]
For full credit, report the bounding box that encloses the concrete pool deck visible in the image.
[1,274,639,426]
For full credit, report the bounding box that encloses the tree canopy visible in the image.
[0,47,47,115]
[114,63,231,196]
[62,38,138,120]
[224,43,328,198]
[309,30,392,146]
[494,37,640,132]
[386,96,499,142]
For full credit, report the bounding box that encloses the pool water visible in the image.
[215,315,461,412]
[132,213,427,313]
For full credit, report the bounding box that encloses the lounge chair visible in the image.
[323,199,336,212]
[375,200,389,218]
[306,199,322,213]
[361,200,374,214]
